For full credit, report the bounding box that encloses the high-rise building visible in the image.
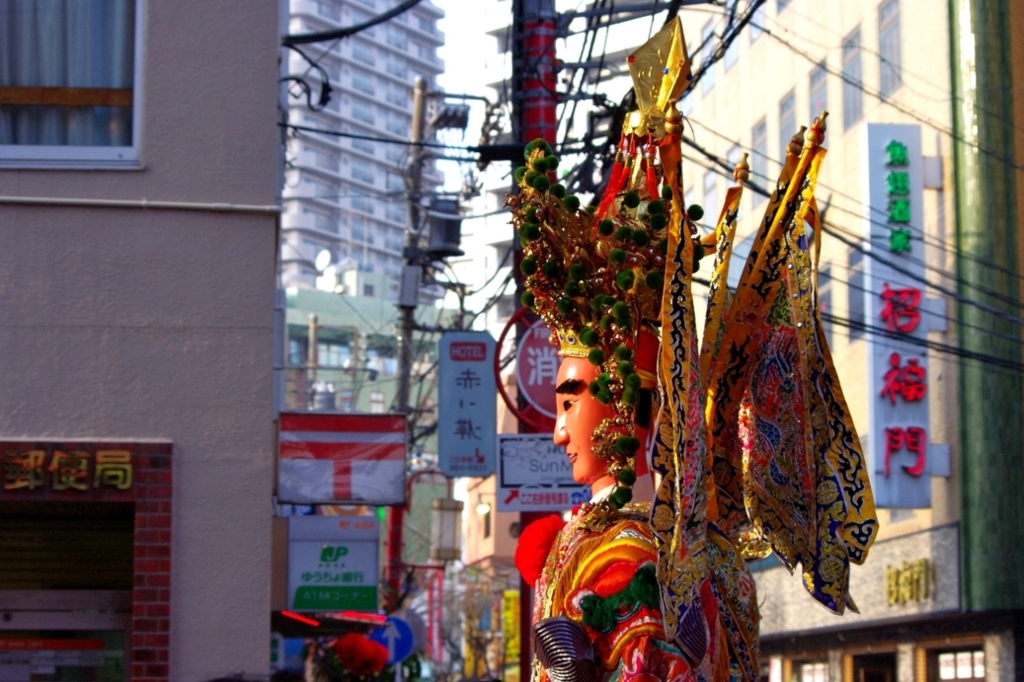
[281,0,445,299]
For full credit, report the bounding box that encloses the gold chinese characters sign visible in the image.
[1,442,137,500]
[885,558,930,606]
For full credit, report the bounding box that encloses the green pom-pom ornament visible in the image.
[524,138,552,159]
[661,185,673,200]
[632,229,650,246]
[622,388,638,406]
[616,270,635,290]
[588,380,601,396]
[617,468,637,486]
[623,191,641,208]
[616,361,634,378]
[564,281,582,297]
[614,436,640,456]
[598,219,615,236]
[514,166,528,183]
[544,155,559,171]
[542,260,560,278]
[567,263,586,281]
[563,195,581,212]
[647,200,665,215]
[687,203,704,221]
[520,291,535,308]
[650,213,668,230]
[556,297,573,316]
[580,328,600,347]
[588,348,605,366]
[599,315,613,331]
[645,271,664,288]
[520,258,537,275]
[609,248,627,266]
[549,182,566,198]
[531,175,551,192]
[612,301,630,321]
[624,373,641,390]
[520,223,541,241]
[614,344,633,361]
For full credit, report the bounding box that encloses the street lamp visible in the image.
[430,498,463,562]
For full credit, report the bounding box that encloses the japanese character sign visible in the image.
[438,331,497,477]
[496,433,590,512]
[288,516,379,613]
[515,319,559,419]
[1,444,136,497]
[862,124,948,508]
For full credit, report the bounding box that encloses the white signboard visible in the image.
[438,331,497,477]
[860,123,949,508]
[496,434,591,512]
[288,516,379,612]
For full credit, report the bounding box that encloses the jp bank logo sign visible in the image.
[320,546,349,561]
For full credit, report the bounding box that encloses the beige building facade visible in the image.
[0,1,281,680]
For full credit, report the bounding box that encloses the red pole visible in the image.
[385,506,404,611]
[512,2,558,681]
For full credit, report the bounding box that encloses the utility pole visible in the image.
[387,76,428,609]
[511,1,558,680]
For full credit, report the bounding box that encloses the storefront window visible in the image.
[0,631,125,682]
[937,651,984,680]
[800,662,828,682]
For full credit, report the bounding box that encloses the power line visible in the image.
[283,0,424,46]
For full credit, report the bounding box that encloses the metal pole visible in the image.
[511,1,557,680]
[307,314,319,410]
[387,76,428,608]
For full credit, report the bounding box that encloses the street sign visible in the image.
[496,433,590,512]
[515,320,558,419]
[368,616,415,665]
[287,516,379,612]
[278,413,406,505]
[438,331,497,477]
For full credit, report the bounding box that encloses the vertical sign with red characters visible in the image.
[861,123,950,508]
[438,331,497,477]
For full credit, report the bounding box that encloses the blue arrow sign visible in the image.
[369,616,414,665]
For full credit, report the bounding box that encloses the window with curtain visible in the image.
[700,20,715,95]
[778,90,796,163]
[878,0,901,98]
[808,62,828,125]
[0,0,138,158]
[842,28,863,129]
[702,169,718,226]
[751,117,767,206]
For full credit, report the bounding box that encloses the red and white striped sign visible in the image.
[278,413,406,505]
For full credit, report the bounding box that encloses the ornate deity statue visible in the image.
[512,18,879,682]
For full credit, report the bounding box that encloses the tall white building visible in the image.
[281,0,446,299]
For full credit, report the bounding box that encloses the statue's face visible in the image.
[553,357,616,493]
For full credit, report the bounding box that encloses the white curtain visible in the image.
[0,0,134,146]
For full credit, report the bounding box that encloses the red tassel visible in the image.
[514,513,566,587]
[596,160,625,219]
[646,163,659,201]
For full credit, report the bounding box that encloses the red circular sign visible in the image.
[516,319,559,419]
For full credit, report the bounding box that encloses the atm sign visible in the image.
[449,342,487,361]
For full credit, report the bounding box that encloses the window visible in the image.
[301,173,335,199]
[700,21,715,95]
[386,172,405,191]
[351,163,374,185]
[778,90,796,162]
[387,27,408,50]
[848,249,865,338]
[727,144,742,172]
[386,84,408,108]
[750,5,765,41]
[702,169,718,225]
[351,196,374,215]
[842,28,863,129]
[415,42,434,62]
[725,35,739,70]
[338,388,355,412]
[809,62,828,123]
[353,0,374,7]
[317,0,340,21]
[777,0,791,11]
[819,265,832,346]
[385,143,407,164]
[351,137,374,154]
[351,71,375,95]
[386,59,408,79]
[318,342,352,368]
[304,144,339,172]
[303,206,338,232]
[350,10,376,37]
[352,40,375,66]
[879,0,901,97]
[751,118,768,205]
[385,114,408,136]
[937,651,985,680]
[369,391,385,413]
[416,15,435,34]
[799,663,828,682]
[288,338,306,366]
[386,202,406,224]
[384,227,404,252]
[0,0,141,167]
[351,101,375,125]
